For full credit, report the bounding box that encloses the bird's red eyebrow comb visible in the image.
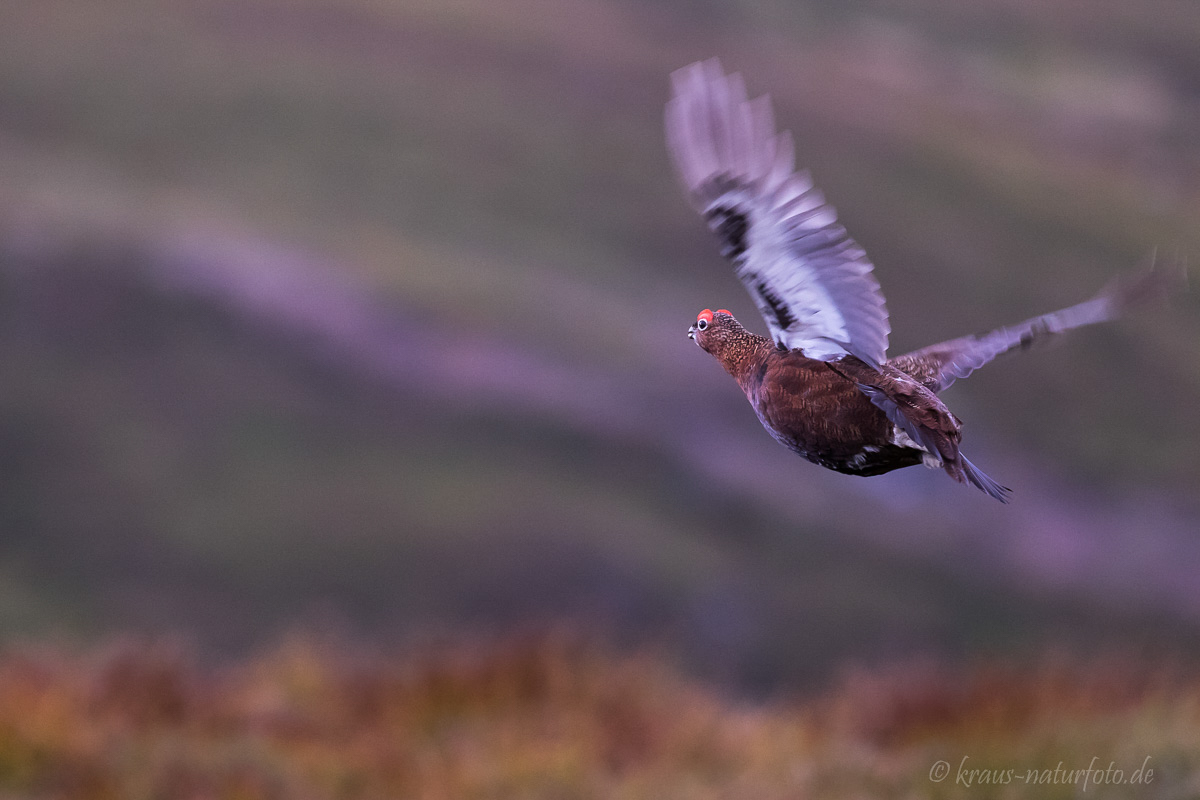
[698,309,714,324]
[716,308,731,315]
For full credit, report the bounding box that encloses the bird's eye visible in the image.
[696,318,708,331]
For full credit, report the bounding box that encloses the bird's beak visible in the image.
[687,325,696,340]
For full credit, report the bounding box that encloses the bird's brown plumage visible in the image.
[691,311,987,487]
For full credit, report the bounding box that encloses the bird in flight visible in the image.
[666,59,1180,501]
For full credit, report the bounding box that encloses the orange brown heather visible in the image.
[0,636,1197,799]
[671,60,1184,501]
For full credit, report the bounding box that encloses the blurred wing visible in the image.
[890,255,1186,392]
[666,59,890,366]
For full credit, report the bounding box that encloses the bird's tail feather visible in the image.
[957,453,1011,503]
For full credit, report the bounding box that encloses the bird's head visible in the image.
[688,308,739,357]
[688,308,771,384]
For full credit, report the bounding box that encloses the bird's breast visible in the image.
[748,356,927,475]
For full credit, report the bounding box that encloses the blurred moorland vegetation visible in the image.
[0,0,1198,692]
[0,634,1197,799]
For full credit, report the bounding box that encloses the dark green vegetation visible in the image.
[0,0,1198,690]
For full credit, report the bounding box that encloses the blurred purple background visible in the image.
[1,0,1198,690]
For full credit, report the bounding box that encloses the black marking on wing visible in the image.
[755,278,795,331]
[666,61,894,364]
[704,204,749,261]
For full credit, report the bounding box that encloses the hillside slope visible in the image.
[0,0,1198,688]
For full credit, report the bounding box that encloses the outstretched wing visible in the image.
[666,59,890,367]
[890,256,1185,393]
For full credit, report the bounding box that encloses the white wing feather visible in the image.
[666,59,891,366]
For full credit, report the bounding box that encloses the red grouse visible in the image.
[666,60,1181,501]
